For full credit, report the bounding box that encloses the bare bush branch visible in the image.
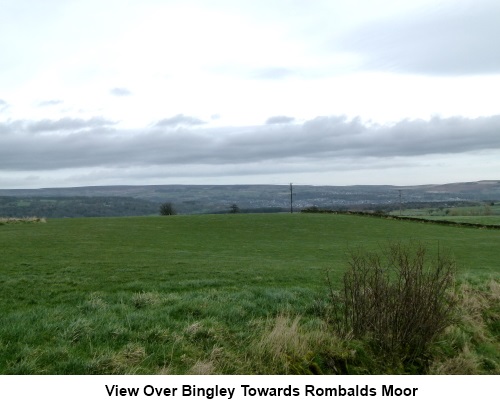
[329,241,457,368]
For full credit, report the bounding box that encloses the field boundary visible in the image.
[301,208,500,230]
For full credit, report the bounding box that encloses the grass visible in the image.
[0,213,499,374]
[419,216,500,225]
[393,204,500,226]
[428,279,500,374]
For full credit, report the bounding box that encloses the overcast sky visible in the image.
[1,0,499,188]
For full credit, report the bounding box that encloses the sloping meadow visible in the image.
[1,214,498,374]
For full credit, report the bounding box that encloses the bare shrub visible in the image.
[159,202,176,216]
[328,242,457,368]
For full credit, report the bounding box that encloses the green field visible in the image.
[1,214,499,374]
[393,203,500,220]
[419,216,500,225]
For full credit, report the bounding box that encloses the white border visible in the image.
[0,375,495,404]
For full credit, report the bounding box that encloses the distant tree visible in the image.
[159,202,176,216]
[229,203,240,214]
[484,204,492,216]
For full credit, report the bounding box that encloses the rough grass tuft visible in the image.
[247,314,345,374]
[131,291,163,308]
[0,216,46,224]
[429,279,500,374]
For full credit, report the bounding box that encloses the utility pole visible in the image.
[398,189,402,216]
[290,183,293,214]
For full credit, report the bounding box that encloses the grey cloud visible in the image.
[1,114,500,172]
[26,117,116,133]
[266,116,295,125]
[110,87,132,96]
[302,116,365,135]
[340,1,500,75]
[372,116,500,156]
[155,114,206,127]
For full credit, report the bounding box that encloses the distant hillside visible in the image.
[411,180,500,196]
[0,196,159,218]
[0,181,499,217]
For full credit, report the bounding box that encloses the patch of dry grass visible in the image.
[131,291,163,308]
[187,347,225,375]
[0,216,46,224]
[429,344,481,374]
[429,279,500,374]
[255,315,308,362]
[248,314,338,374]
[90,343,148,374]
